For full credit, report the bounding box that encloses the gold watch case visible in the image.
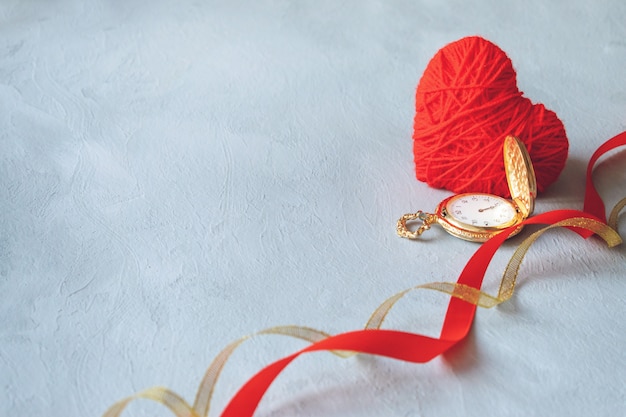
[435,136,537,242]
[396,136,537,242]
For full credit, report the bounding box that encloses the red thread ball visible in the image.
[413,36,568,197]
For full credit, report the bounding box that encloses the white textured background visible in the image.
[1,1,625,416]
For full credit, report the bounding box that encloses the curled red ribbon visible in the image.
[101,132,625,417]
[583,131,626,223]
[220,132,626,417]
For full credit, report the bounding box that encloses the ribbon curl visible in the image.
[102,132,625,417]
[219,212,621,417]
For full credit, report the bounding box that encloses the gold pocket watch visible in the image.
[397,135,537,242]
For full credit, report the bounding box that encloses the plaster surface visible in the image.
[1,1,625,416]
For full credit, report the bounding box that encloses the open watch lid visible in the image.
[503,135,537,218]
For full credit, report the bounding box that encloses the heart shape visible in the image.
[413,36,568,197]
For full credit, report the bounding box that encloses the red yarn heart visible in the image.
[413,36,568,197]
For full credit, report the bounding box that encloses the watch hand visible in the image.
[478,205,496,212]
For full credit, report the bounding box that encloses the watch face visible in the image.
[444,193,518,229]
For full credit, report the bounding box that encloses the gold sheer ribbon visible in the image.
[102,211,623,417]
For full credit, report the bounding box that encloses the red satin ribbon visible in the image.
[583,131,626,223]
[220,132,625,417]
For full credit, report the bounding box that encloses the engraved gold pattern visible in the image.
[437,216,523,242]
[504,135,536,218]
